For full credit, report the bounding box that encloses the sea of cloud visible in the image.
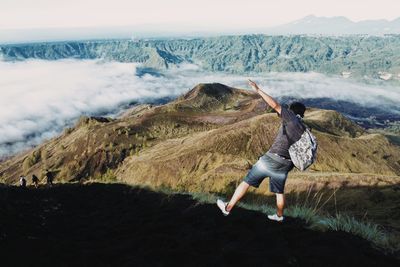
[1,59,399,157]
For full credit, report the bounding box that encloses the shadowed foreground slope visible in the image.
[0,183,398,267]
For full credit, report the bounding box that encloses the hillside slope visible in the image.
[117,111,400,192]
[0,183,398,267]
[1,83,400,248]
[1,83,399,185]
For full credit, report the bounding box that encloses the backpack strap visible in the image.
[283,116,307,144]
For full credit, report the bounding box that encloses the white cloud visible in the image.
[0,59,399,157]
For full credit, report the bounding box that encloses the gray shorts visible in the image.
[243,152,294,193]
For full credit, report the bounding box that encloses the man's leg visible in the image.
[226,181,250,212]
[218,159,265,215]
[275,193,285,217]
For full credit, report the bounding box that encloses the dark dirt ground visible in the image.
[0,183,398,267]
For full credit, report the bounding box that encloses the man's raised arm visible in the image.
[248,79,282,115]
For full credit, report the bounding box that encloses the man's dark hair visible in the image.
[289,102,306,118]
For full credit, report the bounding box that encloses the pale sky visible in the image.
[1,0,399,30]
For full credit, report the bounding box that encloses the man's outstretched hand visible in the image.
[248,79,260,92]
[247,79,281,114]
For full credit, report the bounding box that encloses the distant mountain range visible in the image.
[1,15,400,44]
[266,15,400,35]
[2,35,400,79]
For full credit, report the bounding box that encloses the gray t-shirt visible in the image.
[268,107,305,159]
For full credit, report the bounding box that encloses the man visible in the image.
[45,169,54,186]
[217,80,306,222]
[19,175,27,188]
[32,174,39,188]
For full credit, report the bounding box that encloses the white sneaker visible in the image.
[268,214,284,222]
[217,199,230,216]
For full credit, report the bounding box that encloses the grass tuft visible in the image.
[313,214,397,253]
[184,188,399,254]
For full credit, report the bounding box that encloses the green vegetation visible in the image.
[22,150,41,173]
[189,189,399,254]
[40,149,48,164]
[152,182,399,253]
[96,169,118,183]
[108,142,114,150]
[2,35,400,79]
[316,215,396,251]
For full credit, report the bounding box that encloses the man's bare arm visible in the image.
[248,79,282,115]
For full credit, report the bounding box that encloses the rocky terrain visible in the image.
[2,35,400,79]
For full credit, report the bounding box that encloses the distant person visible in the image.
[32,174,39,188]
[45,169,54,186]
[217,80,317,222]
[19,175,27,188]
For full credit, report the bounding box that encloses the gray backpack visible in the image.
[284,119,318,171]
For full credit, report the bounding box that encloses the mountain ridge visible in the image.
[268,15,400,35]
[2,35,400,79]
